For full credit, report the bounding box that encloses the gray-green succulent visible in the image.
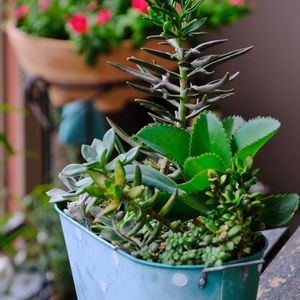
[48,0,299,266]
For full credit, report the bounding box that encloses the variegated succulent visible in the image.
[49,0,299,266]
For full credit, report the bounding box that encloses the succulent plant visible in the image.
[49,0,299,266]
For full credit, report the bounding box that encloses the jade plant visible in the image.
[48,0,299,266]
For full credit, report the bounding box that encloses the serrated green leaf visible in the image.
[183,153,226,180]
[261,194,299,227]
[190,112,232,166]
[137,125,190,167]
[233,117,280,160]
[124,165,176,193]
[178,170,211,192]
[223,115,245,140]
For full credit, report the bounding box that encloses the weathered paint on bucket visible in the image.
[56,205,266,300]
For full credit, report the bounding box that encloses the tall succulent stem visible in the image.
[177,65,188,128]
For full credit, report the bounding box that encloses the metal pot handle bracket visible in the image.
[199,259,265,288]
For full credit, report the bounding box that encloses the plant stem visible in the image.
[177,47,188,129]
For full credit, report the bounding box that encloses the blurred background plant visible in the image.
[10,0,252,64]
[0,184,76,300]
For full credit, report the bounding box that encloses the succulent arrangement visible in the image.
[48,0,299,267]
[13,0,251,64]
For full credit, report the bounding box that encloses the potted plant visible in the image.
[48,0,298,299]
[5,0,251,112]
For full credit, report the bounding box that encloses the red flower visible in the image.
[38,0,51,12]
[229,0,245,6]
[69,14,89,34]
[16,5,29,19]
[132,0,149,14]
[176,3,182,13]
[96,9,112,25]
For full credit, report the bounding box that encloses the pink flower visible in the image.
[16,5,29,19]
[229,0,245,6]
[176,3,182,13]
[38,0,51,12]
[132,0,149,14]
[96,9,112,25]
[69,14,89,34]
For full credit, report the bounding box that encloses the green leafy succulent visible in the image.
[50,0,299,266]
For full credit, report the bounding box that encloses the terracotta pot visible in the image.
[6,25,174,113]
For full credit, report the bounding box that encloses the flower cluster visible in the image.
[15,0,251,65]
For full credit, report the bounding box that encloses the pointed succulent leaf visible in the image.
[158,189,178,217]
[190,72,231,94]
[75,177,93,188]
[127,186,144,199]
[100,228,127,244]
[134,166,142,186]
[190,112,232,166]
[188,67,214,78]
[141,47,177,61]
[183,153,227,180]
[148,113,175,125]
[181,17,206,36]
[128,57,179,78]
[193,39,228,52]
[124,165,177,193]
[191,55,218,68]
[124,146,140,164]
[233,117,280,160]
[127,82,164,98]
[135,99,175,119]
[47,188,69,203]
[136,124,190,167]
[88,170,107,188]
[106,154,127,171]
[223,115,245,140]
[261,194,299,227]
[91,138,106,160]
[102,199,122,216]
[103,129,115,160]
[114,160,126,188]
[106,118,140,149]
[99,149,108,167]
[204,46,253,69]
[81,145,98,163]
[109,62,160,85]
[60,164,87,176]
[185,105,210,121]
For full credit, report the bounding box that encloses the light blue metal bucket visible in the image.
[56,205,266,300]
